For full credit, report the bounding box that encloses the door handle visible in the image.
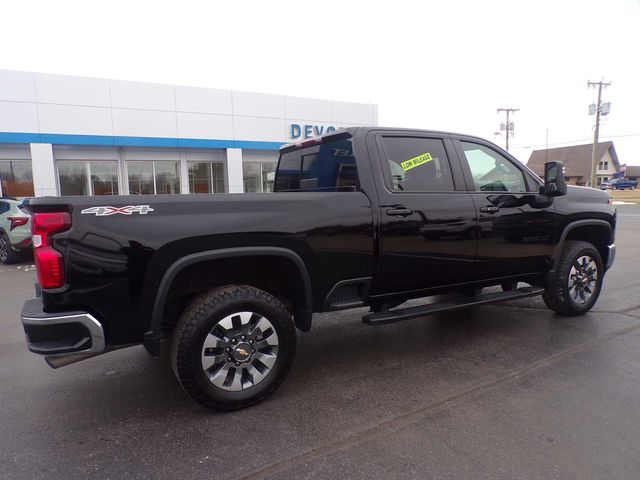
[479,205,500,214]
[386,208,414,217]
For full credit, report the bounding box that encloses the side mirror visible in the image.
[541,161,567,197]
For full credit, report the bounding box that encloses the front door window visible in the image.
[460,142,526,192]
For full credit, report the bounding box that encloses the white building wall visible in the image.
[0,101,39,133]
[0,69,377,143]
[30,143,56,196]
[225,149,244,193]
[175,85,233,115]
[0,69,378,196]
[34,72,111,107]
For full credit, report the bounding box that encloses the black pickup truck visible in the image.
[20,127,616,410]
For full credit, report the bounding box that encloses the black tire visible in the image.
[543,240,603,316]
[170,285,296,410]
[0,234,19,265]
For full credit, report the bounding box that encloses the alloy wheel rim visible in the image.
[201,311,279,392]
[568,255,598,305]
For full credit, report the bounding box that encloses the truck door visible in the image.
[453,138,555,279]
[370,132,478,294]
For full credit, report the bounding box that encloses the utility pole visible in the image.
[497,108,519,151]
[587,79,611,187]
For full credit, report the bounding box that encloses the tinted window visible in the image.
[0,201,9,214]
[381,137,454,192]
[461,142,526,192]
[275,138,359,192]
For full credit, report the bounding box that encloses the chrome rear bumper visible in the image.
[21,298,105,357]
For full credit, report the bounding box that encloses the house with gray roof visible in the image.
[526,142,619,187]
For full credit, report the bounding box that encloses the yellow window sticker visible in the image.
[400,152,433,172]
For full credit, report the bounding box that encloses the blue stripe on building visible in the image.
[0,132,285,151]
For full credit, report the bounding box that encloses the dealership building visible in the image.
[0,69,378,197]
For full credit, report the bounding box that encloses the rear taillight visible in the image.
[7,216,29,231]
[32,212,71,289]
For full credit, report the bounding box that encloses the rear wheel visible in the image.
[0,234,19,265]
[543,241,603,315]
[171,285,296,410]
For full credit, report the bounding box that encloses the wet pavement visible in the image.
[1,205,639,479]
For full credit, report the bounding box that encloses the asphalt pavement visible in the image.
[1,205,640,479]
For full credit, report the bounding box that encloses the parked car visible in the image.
[600,177,638,190]
[0,197,32,264]
[20,127,616,410]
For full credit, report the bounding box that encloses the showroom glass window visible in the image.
[127,161,180,195]
[262,163,276,192]
[127,162,154,195]
[58,161,119,196]
[0,160,34,197]
[243,163,277,193]
[90,162,119,195]
[188,162,225,193]
[243,163,261,193]
[155,162,181,194]
[58,162,88,195]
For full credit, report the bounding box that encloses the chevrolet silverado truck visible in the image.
[20,127,616,410]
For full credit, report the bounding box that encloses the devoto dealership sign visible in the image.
[289,123,337,140]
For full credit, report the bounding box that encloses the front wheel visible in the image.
[170,285,296,410]
[543,241,603,315]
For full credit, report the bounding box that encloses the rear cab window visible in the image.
[275,136,359,192]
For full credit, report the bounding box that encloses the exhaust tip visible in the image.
[45,352,100,369]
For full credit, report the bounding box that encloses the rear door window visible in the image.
[380,137,454,192]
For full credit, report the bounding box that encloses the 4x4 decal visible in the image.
[81,205,154,216]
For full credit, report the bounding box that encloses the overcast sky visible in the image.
[2,0,639,164]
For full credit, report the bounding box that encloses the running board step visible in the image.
[363,286,544,326]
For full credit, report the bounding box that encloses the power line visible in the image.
[515,132,640,150]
